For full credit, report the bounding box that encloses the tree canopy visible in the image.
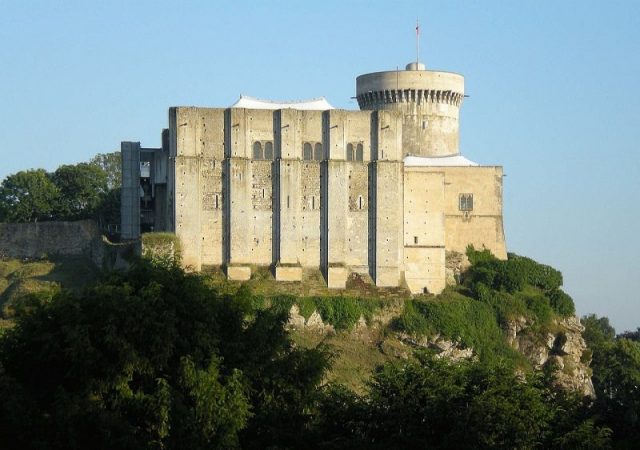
[0,261,331,449]
[51,163,108,220]
[0,155,121,231]
[89,152,121,190]
[0,169,59,222]
[312,353,611,449]
[0,250,638,448]
[583,314,640,447]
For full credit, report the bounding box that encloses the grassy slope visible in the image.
[0,257,99,328]
[0,256,572,391]
[204,268,418,390]
[202,266,571,389]
[292,329,404,393]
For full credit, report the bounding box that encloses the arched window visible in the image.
[253,141,263,160]
[264,141,273,160]
[356,143,364,161]
[303,143,312,160]
[459,193,474,211]
[346,143,354,161]
[314,143,323,161]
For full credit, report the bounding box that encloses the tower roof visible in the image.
[230,95,334,110]
[406,61,426,71]
[404,155,478,167]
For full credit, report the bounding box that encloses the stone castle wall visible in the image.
[168,107,410,289]
[147,105,507,294]
[436,166,507,259]
[0,220,102,259]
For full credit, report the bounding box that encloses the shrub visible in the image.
[395,296,524,364]
[465,259,525,294]
[494,260,526,292]
[141,232,181,266]
[465,247,525,293]
[466,245,497,265]
[476,285,528,324]
[523,295,554,326]
[548,289,575,316]
[394,299,434,336]
[507,253,563,291]
[297,297,316,320]
[315,296,363,331]
[268,294,297,317]
[466,248,563,295]
[265,295,385,331]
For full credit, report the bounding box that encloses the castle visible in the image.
[120,61,507,294]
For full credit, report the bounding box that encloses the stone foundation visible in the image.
[275,265,303,282]
[326,266,348,289]
[226,265,251,281]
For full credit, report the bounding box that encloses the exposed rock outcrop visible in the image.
[445,251,467,286]
[287,305,334,334]
[505,315,594,397]
[286,303,594,397]
[398,332,475,362]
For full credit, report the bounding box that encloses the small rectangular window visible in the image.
[459,193,474,211]
[140,161,151,178]
[414,236,418,244]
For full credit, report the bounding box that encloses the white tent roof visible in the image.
[231,95,334,111]
[404,154,479,167]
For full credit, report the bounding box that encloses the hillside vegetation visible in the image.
[0,256,98,330]
[0,247,638,448]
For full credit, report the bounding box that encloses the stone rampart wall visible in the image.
[0,220,102,259]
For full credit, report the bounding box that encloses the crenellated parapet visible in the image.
[356,64,465,157]
[357,88,464,109]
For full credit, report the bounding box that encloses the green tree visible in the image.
[590,339,640,446]
[0,169,59,222]
[89,152,121,190]
[618,328,640,342]
[313,353,610,449]
[51,163,108,220]
[0,261,331,449]
[582,314,616,350]
[583,314,640,447]
[94,187,121,231]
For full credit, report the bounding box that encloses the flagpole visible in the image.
[416,19,420,64]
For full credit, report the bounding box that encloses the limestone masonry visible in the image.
[120,62,507,293]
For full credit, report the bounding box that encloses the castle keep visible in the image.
[120,62,507,294]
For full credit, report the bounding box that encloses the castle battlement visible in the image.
[357,63,465,157]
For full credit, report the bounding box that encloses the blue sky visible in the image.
[1,0,638,331]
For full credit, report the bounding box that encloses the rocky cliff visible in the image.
[288,304,595,397]
[505,315,594,396]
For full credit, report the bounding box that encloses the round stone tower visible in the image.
[356,62,464,157]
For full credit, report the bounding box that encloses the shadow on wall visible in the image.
[0,220,139,270]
